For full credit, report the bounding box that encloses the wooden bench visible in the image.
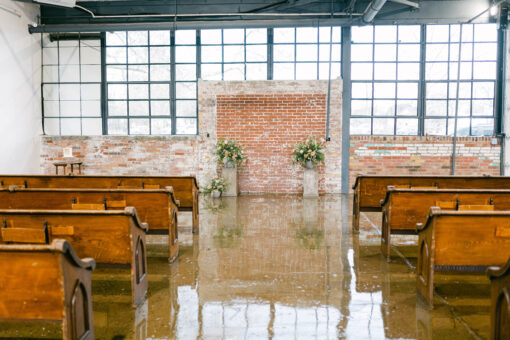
[0,207,149,306]
[487,257,510,340]
[0,239,95,340]
[380,187,510,261]
[0,187,179,262]
[352,175,510,232]
[0,174,199,233]
[416,208,510,308]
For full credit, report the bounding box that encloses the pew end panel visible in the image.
[487,258,510,340]
[381,192,392,262]
[0,240,95,340]
[129,216,148,307]
[416,211,437,309]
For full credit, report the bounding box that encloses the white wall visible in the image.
[0,0,41,174]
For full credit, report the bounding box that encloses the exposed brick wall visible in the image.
[200,80,343,194]
[349,135,501,189]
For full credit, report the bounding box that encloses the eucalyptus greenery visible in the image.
[215,138,247,168]
[292,136,326,168]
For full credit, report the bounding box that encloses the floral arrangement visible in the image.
[292,136,326,168]
[215,138,247,168]
[202,176,228,194]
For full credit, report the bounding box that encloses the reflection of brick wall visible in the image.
[350,136,501,189]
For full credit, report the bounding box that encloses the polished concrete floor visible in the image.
[1,195,491,339]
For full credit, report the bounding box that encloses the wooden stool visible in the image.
[53,162,68,175]
[53,161,83,175]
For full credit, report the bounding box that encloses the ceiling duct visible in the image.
[362,0,388,23]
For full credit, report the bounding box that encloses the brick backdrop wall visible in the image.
[200,80,343,194]
[349,135,501,188]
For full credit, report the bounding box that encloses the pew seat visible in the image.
[0,207,149,306]
[0,174,199,233]
[352,175,510,232]
[0,187,179,262]
[487,257,510,340]
[0,239,95,340]
[416,208,510,308]
[380,187,510,261]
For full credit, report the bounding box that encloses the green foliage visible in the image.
[202,176,228,194]
[215,138,247,168]
[292,136,326,168]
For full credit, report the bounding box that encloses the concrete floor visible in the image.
[0,195,490,339]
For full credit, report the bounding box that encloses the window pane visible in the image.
[150,46,170,63]
[296,27,317,43]
[274,45,294,62]
[150,65,171,81]
[397,63,420,80]
[472,100,494,116]
[176,46,196,63]
[176,64,196,81]
[176,82,196,99]
[350,118,371,134]
[201,46,222,63]
[396,118,418,135]
[373,100,395,116]
[223,29,244,44]
[373,118,394,134]
[129,84,148,99]
[398,26,420,43]
[150,84,170,99]
[150,31,170,45]
[201,29,222,44]
[60,101,80,117]
[397,100,417,116]
[373,83,395,98]
[473,62,496,79]
[352,26,373,43]
[176,118,196,134]
[351,63,373,80]
[426,100,447,116]
[81,65,101,82]
[352,83,372,99]
[273,63,294,80]
[471,118,494,136]
[106,47,126,63]
[427,83,448,99]
[296,44,317,62]
[44,118,60,135]
[274,28,295,43]
[318,62,341,80]
[44,101,59,117]
[426,62,448,80]
[201,64,222,80]
[128,47,148,64]
[61,119,81,135]
[151,119,172,134]
[397,83,418,98]
[246,45,267,62]
[224,45,244,62]
[374,63,396,80]
[151,101,170,116]
[448,118,470,136]
[82,118,102,135]
[351,45,372,62]
[224,64,245,80]
[375,26,397,43]
[398,44,420,61]
[176,100,196,117]
[128,65,148,81]
[351,100,372,116]
[108,101,127,116]
[295,63,317,80]
[374,44,397,61]
[60,84,80,100]
[448,99,471,116]
[246,28,267,44]
[427,25,449,42]
[426,44,449,61]
[106,32,126,46]
[319,44,341,62]
[129,101,149,116]
[129,119,149,134]
[59,65,80,82]
[82,101,101,117]
[246,63,267,80]
[175,30,196,44]
[108,119,128,134]
[425,119,446,135]
[128,31,148,45]
[319,26,341,43]
[474,24,497,42]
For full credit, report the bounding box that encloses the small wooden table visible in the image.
[54,160,83,175]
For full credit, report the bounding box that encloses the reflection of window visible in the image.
[424,24,497,136]
[105,30,198,135]
[350,25,420,135]
[42,34,102,135]
[201,28,268,81]
[350,23,497,136]
[273,27,341,80]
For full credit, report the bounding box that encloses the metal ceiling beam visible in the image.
[388,0,419,9]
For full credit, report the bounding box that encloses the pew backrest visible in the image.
[0,239,95,339]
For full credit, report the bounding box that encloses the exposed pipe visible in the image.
[73,5,362,19]
[362,0,388,23]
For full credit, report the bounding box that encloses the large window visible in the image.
[424,24,497,136]
[42,34,102,135]
[350,23,497,136]
[200,28,268,80]
[273,27,341,80]
[350,25,421,135]
[105,30,198,135]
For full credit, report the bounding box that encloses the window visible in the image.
[273,27,341,80]
[350,25,420,135]
[42,34,102,135]
[201,28,268,80]
[105,30,198,135]
[424,24,497,136]
[350,23,497,136]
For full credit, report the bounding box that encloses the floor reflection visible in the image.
[0,195,487,339]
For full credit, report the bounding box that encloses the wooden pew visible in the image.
[0,174,200,233]
[0,239,95,340]
[352,175,510,232]
[380,187,510,261]
[487,257,510,340]
[416,208,510,308]
[0,207,149,306]
[0,187,179,261]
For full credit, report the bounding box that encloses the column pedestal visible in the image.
[303,168,319,198]
[223,166,239,197]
